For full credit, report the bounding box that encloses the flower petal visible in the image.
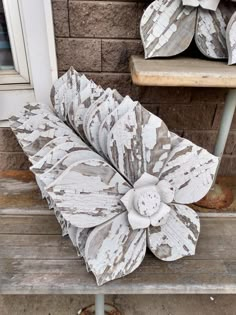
[99,96,137,157]
[156,180,175,203]
[84,89,123,154]
[195,4,236,59]
[46,159,130,228]
[150,202,171,227]
[159,137,219,204]
[140,0,196,59]
[128,208,150,230]
[183,0,220,11]
[84,212,146,286]
[107,104,171,184]
[148,204,200,261]
[50,67,83,121]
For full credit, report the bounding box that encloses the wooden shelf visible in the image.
[130,56,236,88]
[1,171,236,294]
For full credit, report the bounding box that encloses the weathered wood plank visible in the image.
[2,268,236,294]
[130,55,236,88]
[0,215,60,235]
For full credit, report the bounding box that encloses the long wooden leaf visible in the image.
[140,0,196,58]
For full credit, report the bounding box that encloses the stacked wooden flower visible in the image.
[9,68,219,285]
[140,0,236,65]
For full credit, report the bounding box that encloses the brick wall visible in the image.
[2,0,236,174]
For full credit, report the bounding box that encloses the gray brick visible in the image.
[52,1,69,37]
[69,1,138,38]
[56,38,102,72]
[102,39,143,72]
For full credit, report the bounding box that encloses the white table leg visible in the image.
[214,89,236,159]
[95,294,105,315]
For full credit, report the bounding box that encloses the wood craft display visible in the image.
[140,0,236,65]
[9,68,219,286]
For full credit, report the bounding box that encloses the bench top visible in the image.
[130,56,236,88]
[1,170,236,295]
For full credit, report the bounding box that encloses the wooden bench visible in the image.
[1,170,236,297]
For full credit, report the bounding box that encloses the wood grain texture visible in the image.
[148,204,200,261]
[50,67,82,122]
[29,135,81,164]
[140,0,196,58]
[107,103,171,184]
[46,159,130,228]
[226,12,236,65]
[85,212,146,286]
[159,137,219,204]
[195,3,236,59]
[2,171,236,294]
[130,55,236,88]
[85,89,123,154]
[99,96,137,157]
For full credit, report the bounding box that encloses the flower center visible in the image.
[133,187,160,217]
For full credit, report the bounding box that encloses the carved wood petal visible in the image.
[50,67,83,122]
[159,138,219,204]
[84,212,146,286]
[46,159,131,228]
[195,3,236,59]
[182,0,220,11]
[99,96,137,157]
[140,0,196,59]
[29,135,81,164]
[226,12,236,65]
[84,89,123,154]
[147,204,200,261]
[107,104,171,184]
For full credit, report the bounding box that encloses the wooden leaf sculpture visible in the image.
[140,0,236,64]
[140,0,197,58]
[226,12,236,65]
[195,2,236,59]
[9,68,220,286]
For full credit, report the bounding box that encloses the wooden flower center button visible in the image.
[133,187,160,217]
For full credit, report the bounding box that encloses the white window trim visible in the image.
[1,0,29,84]
[0,0,58,123]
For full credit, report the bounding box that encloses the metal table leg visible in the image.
[95,294,105,315]
[196,89,236,209]
[214,89,236,162]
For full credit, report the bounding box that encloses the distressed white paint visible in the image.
[107,104,171,184]
[46,159,130,228]
[159,138,219,204]
[195,4,236,59]
[85,212,146,286]
[121,173,174,230]
[140,0,196,58]
[147,204,200,261]
[99,96,137,157]
[226,12,236,65]
[85,89,123,153]
[9,72,221,286]
[182,0,220,11]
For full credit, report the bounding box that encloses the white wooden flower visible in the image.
[9,68,220,286]
[140,0,236,65]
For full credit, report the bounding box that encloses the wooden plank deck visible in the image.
[1,170,236,294]
[130,56,236,88]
